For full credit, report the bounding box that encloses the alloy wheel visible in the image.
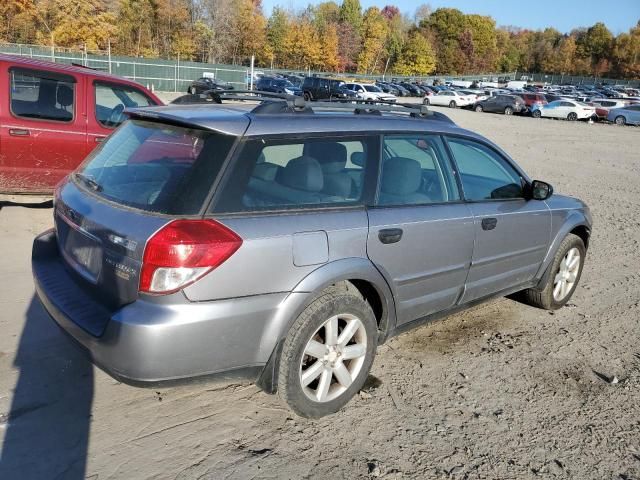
[299,313,367,403]
[553,247,581,302]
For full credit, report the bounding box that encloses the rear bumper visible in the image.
[32,230,287,384]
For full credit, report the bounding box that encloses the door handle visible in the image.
[378,228,403,244]
[481,217,498,231]
[94,136,107,143]
[9,128,30,136]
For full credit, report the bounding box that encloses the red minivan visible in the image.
[0,54,162,193]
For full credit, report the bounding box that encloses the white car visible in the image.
[344,83,397,102]
[531,100,596,121]
[423,90,475,108]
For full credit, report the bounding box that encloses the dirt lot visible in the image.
[1,106,639,480]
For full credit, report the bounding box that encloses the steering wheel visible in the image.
[108,104,125,126]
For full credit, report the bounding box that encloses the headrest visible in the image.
[381,157,422,195]
[303,142,347,173]
[351,152,365,167]
[279,156,323,192]
[57,85,74,107]
[252,162,279,181]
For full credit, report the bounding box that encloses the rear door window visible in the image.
[10,68,75,122]
[95,82,156,128]
[77,120,234,214]
[214,136,376,212]
[379,135,459,205]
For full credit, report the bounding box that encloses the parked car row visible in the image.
[420,82,639,126]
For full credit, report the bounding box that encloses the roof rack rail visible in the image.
[171,89,453,122]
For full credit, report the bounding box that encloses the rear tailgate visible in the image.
[54,181,169,311]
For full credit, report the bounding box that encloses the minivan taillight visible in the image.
[140,219,242,295]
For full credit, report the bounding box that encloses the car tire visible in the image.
[190,86,197,95]
[423,97,430,106]
[277,282,377,418]
[303,92,312,102]
[532,110,542,118]
[504,106,514,115]
[475,104,483,112]
[615,115,626,125]
[567,112,578,121]
[518,234,586,310]
[449,100,457,108]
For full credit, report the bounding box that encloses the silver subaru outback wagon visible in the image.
[32,96,592,418]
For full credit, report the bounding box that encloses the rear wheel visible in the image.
[532,109,542,118]
[190,86,197,95]
[277,282,377,418]
[449,100,457,108]
[615,115,626,125]
[518,234,585,310]
[303,92,312,102]
[567,112,578,121]
[475,104,483,112]
[504,106,514,115]
[423,97,430,106]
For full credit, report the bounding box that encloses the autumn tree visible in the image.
[357,7,388,74]
[339,0,362,31]
[394,29,436,75]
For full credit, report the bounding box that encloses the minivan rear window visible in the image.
[76,120,234,214]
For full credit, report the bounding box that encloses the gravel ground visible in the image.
[1,104,639,480]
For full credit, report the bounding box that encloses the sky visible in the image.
[263,0,640,35]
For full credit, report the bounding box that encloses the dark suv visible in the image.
[32,95,591,418]
[302,77,357,101]
[474,94,525,115]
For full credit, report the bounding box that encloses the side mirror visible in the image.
[530,180,553,200]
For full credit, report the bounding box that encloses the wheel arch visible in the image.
[256,258,397,393]
[535,212,591,287]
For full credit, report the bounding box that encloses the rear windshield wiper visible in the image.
[74,172,103,192]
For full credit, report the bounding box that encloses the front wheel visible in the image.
[303,92,312,102]
[504,106,514,115]
[615,115,626,125]
[567,112,578,121]
[190,86,197,95]
[277,282,377,418]
[475,104,483,112]
[518,234,586,310]
[449,100,457,108]
[532,109,542,118]
[423,97,430,105]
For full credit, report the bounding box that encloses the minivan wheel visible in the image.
[567,112,578,121]
[615,115,626,125]
[475,104,483,112]
[518,234,586,310]
[277,282,377,418]
[449,100,457,108]
[504,106,513,115]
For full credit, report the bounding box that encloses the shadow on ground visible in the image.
[0,296,93,480]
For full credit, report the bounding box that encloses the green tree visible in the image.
[267,7,289,67]
[394,30,436,75]
[339,0,362,31]
[612,21,640,78]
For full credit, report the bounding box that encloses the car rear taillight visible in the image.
[140,219,242,295]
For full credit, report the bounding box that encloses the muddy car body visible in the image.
[0,54,162,193]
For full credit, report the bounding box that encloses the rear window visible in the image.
[76,120,234,214]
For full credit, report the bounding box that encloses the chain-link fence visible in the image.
[1,42,638,91]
